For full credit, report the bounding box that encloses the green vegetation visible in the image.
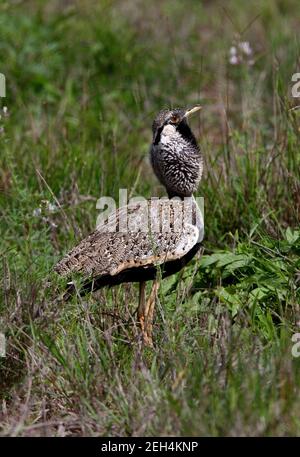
[0,0,300,436]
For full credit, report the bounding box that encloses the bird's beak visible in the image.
[184,105,202,118]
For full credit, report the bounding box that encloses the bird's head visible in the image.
[150,105,203,198]
[152,105,201,145]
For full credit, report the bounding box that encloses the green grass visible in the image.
[0,0,300,436]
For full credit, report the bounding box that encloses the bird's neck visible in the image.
[176,122,198,148]
[151,123,202,199]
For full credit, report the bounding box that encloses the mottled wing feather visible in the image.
[54,199,201,278]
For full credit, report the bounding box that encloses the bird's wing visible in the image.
[54,199,202,278]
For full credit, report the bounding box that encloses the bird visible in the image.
[54,105,204,346]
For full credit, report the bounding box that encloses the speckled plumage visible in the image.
[54,106,204,310]
[54,198,203,279]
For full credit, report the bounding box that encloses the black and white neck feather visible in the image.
[150,106,203,199]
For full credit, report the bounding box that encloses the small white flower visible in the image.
[229,55,239,65]
[3,106,8,115]
[239,41,252,56]
[230,46,237,56]
[33,208,42,217]
[47,202,58,213]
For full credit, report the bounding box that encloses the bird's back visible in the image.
[54,198,203,287]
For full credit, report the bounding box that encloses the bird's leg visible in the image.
[137,280,159,347]
[144,279,159,347]
[137,281,146,338]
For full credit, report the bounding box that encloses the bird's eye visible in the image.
[170,114,180,124]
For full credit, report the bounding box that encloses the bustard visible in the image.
[54,106,204,346]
